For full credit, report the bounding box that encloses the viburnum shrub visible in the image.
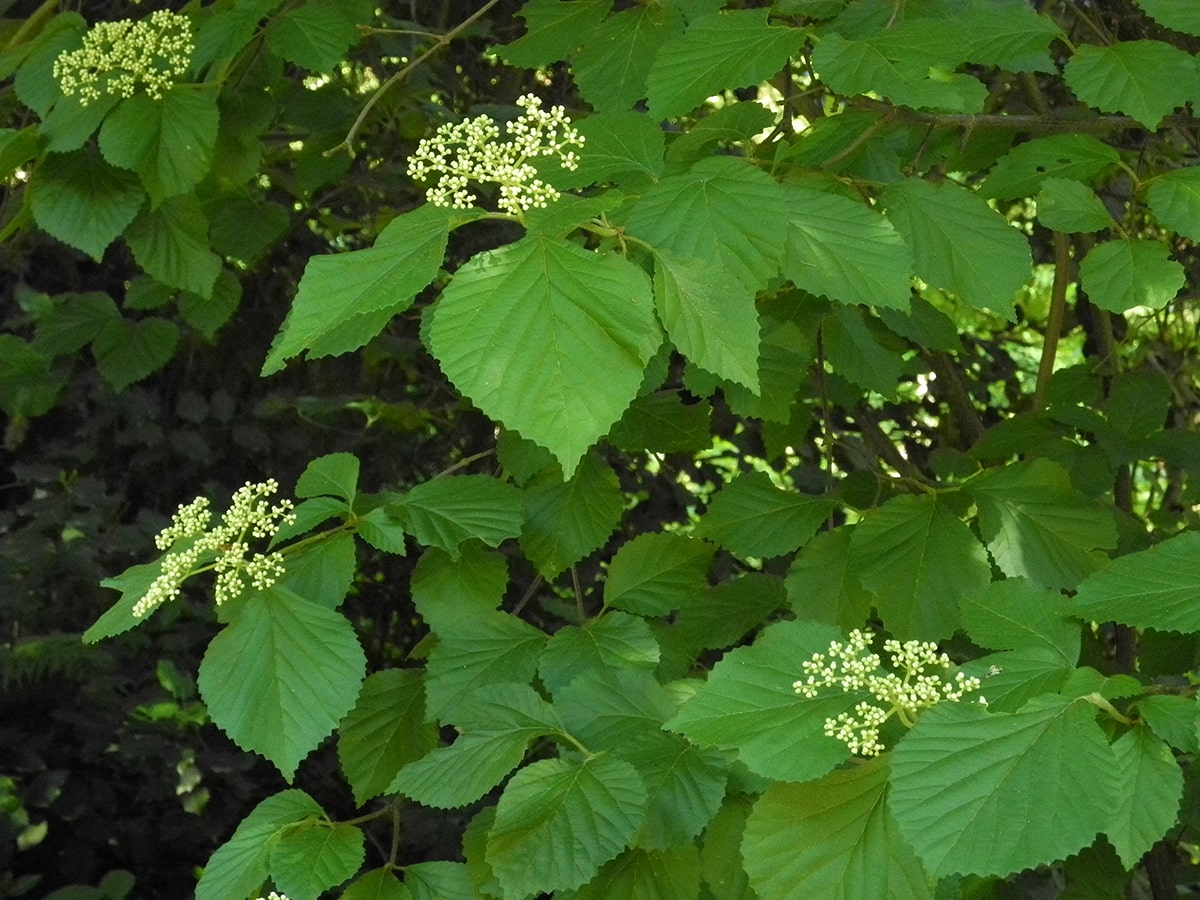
[7,0,1200,896]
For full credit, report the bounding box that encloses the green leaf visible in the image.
[603,532,714,617]
[966,458,1116,589]
[1136,0,1200,36]
[272,820,365,900]
[83,561,163,643]
[882,178,1031,317]
[265,1,363,72]
[696,470,833,559]
[573,4,684,113]
[33,292,120,356]
[646,10,805,119]
[665,102,776,166]
[423,611,547,719]
[0,126,41,178]
[982,134,1120,201]
[30,149,144,260]
[195,790,322,900]
[575,846,702,899]
[822,305,904,397]
[666,619,854,782]
[124,194,222,298]
[607,389,712,454]
[1035,178,1114,233]
[1071,530,1200,633]
[354,504,407,555]
[538,611,660,694]
[179,267,241,340]
[427,235,659,475]
[500,0,609,67]
[276,531,356,609]
[410,545,507,632]
[565,112,665,188]
[404,862,475,900]
[556,669,675,753]
[1106,727,1183,868]
[889,695,1119,877]
[395,475,524,559]
[782,185,913,311]
[700,796,755,900]
[295,451,360,503]
[743,756,932,900]
[624,156,788,292]
[1135,694,1199,753]
[263,205,461,375]
[93,316,179,393]
[521,453,625,578]
[961,647,1075,714]
[197,586,366,780]
[848,493,989,640]
[626,733,726,850]
[1064,40,1195,130]
[959,577,1080,665]
[342,868,413,900]
[1147,167,1200,240]
[671,573,787,653]
[1082,239,1185,313]
[786,527,877,631]
[486,754,647,896]
[337,669,437,806]
[98,88,219,205]
[653,251,760,392]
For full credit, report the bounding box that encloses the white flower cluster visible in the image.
[53,10,193,106]
[255,893,289,900]
[132,481,296,618]
[794,629,985,757]
[406,94,584,216]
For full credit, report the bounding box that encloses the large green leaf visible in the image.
[500,0,609,67]
[264,1,364,72]
[666,619,854,782]
[29,148,144,259]
[603,532,714,617]
[653,251,760,392]
[272,820,365,900]
[1064,40,1195,130]
[521,452,625,578]
[574,846,701,900]
[409,545,507,632]
[1071,530,1200,633]
[626,732,726,851]
[1107,727,1183,868]
[195,790,323,900]
[124,194,222,298]
[538,611,660,694]
[1136,0,1200,36]
[882,178,1031,317]
[98,88,219,205]
[394,475,524,559]
[1078,239,1184,313]
[486,754,647,896]
[965,458,1116,589]
[782,185,913,311]
[645,10,804,119]
[197,586,366,780]
[624,156,788,292]
[427,235,660,474]
[573,4,684,113]
[889,695,1119,877]
[848,493,989,640]
[694,470,833,559]
[982,134,1120,200]
[959,577,1079,665]
[263,205,462,374]
[1147,166,1200,241]
[337,669,437,806]
[743,756,932,900]
[565,112,665,189]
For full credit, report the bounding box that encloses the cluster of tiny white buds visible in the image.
[255,893,289,900]
[406,94,584,217]
[53,10,193,106]
[794,629,985,756]
[132,480,296,618]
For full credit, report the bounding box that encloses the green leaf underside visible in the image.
[1071,530,1200,632]
[646,10,805,119]
[197,586,366,779]
[783,185,913,310]
[666,619,854,782]
[743,756,933,900]
[883,179,1031,316]
[486,754,647,896]
[263,204,461,374]
[889,695,1119,877]
[428,235,660,474]
[695,469,833,559]
[1079,239,1184,312]
[1064,40,1195,129]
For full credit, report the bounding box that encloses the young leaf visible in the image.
[337,669,437,806]
[1064,40,1195,130]
[394,475,524,559]
[29,148,144,260]
[645,10,805,120]
[1106,727,1183,869]
[1070,530,1200,633]
[197,586,366,780]
[1078,239,1184,313]
[575,845,702,899]
[485,754,647,896]
[263,205,463,375]
[427,235,660,475]
[84,561,170,643]
[882,178,1031,317]
[694,469,832,559]
[603,532,714,617]
[520,452,624,578]
[889,695,1119,877]
[538,611,660,694]
[743,756,933,900]
[666,619,855,782]
[271,820,365,900]
[782,185,913,311]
